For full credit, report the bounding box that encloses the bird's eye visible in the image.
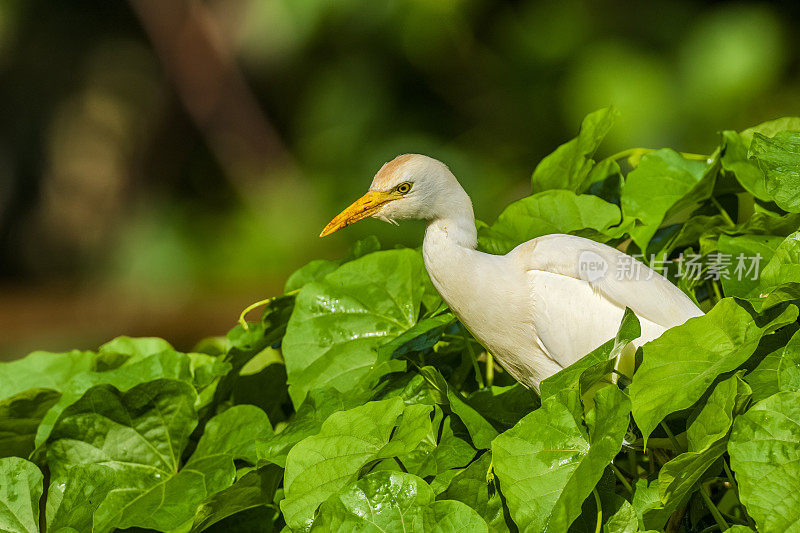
[396,182,412,194]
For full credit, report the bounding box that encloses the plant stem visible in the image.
[722,459,737,492]
[237,289,299,330]
[393,457,408,473]
[610,462,634,495]
[593,488,603,533]
[723,458,756,527]
[720,511,748,526]
[462,328,485,389]
[709,280,723,304]
[681,152,711,161]
[628,450,638,483]
[699,483,729,531]
[238,297,274,329]
[660,421,683,453]
[486,351,494,387]
[710,196,736,227]
[607,147,708,167]
[608,147,652,166]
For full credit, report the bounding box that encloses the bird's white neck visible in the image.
[424,213,478,250]
[423,182,477,250]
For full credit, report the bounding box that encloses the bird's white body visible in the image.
[322,154,704,391]
[423,217,701,389]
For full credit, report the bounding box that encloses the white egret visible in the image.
[320,154,703,391]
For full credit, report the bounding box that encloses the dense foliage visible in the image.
[2,109,800,532]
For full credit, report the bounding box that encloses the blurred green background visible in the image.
[1,0,798,359]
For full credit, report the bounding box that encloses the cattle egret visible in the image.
[320,154,703,391]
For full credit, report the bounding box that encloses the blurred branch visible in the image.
[127,0,296,195]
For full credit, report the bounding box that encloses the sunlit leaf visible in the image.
[46,382,269,532]
[621,149,716,251]
[729,391,800,532]
[281,398,430,531]
[283,248,438,407]
[630,298,796,442]
[749,131,800,212]
[491,386,630,531]
[658,374,750,506]
[311,471,488,532]
[532,106,619,193]
[478,190,627,255]
[0,457,43,533]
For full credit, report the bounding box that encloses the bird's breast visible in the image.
[422,235,553,385]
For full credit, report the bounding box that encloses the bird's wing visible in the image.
[510,234,703,330]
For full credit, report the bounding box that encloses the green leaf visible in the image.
[600,493,638,533]
[720,130,770,200]
[46,382,270,532]
[729,391,800,532]
[742,231,800,312]
[395,406,476,479]
[491,386,630,531]
[740,116,800,144]
[755,230,800,289]
[658,441,725,510]
[749,131,800,212]
[541,308,640,400]
[568,490,638,533]
[465,383,539,430]
[745,325,800,402]
[723,211,800,238]
[687,374,751,452]
[717,234,785,298]
[186,464,283,533]
[35,349,194,447]
[629,298,797,442]
[0,336,220,452]
[46,380,198,532]
[285,259,340,294]
[584,157,623,199]
[94,336,176,369]
[45,464,116,533]
[0,457,43,533]
[632,478,677,531]
[419,367,498,449]
[188,404,273,467]
[0,388,60,459]
[532,106,618,193]
[282,248,437,407]
[378,313,456,360]
[621,149,716,252]
[441,453,507,531]
[257,388,364,468]
[281,398,430,531]
[311,471,488,532]
[657,375,751,507]
[0,349,93,402]
[233,358,289,426]
[478,190,627,255]
[658,214,732,257]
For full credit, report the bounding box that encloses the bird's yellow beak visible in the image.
[320,190,397,237]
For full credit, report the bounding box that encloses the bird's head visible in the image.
[320,154,466,237]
